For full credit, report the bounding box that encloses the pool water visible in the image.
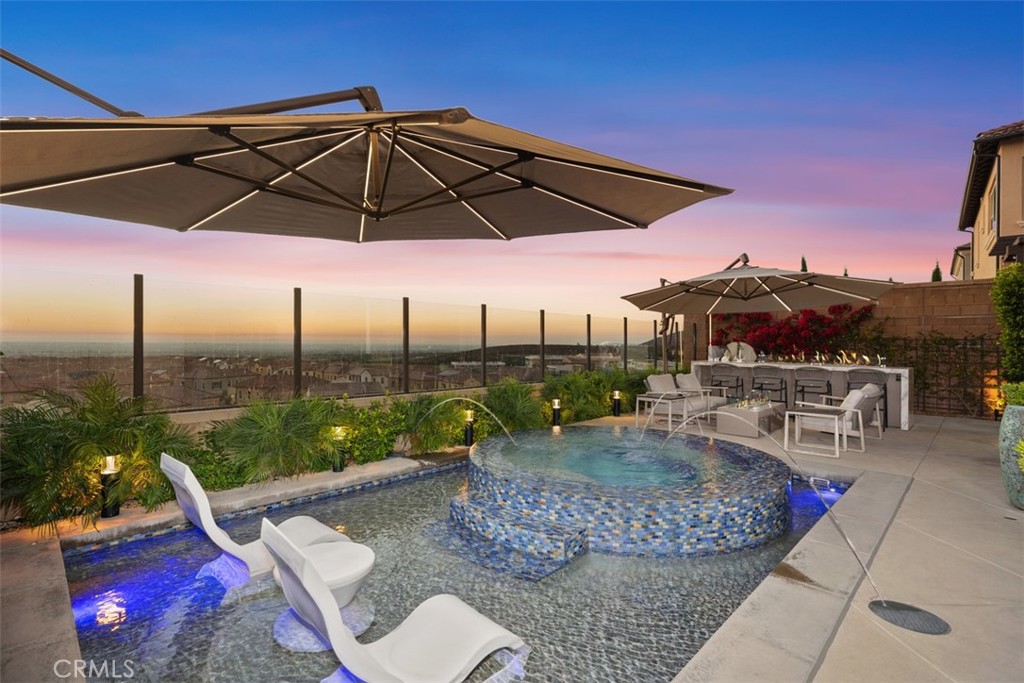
[65,465,843,682]
[489,428,735,487]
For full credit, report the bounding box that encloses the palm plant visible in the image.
[401,393,465,455]
[0,374,195,530]
[541,371,613,424]
[208,397,344,483]
[477,379,544,438]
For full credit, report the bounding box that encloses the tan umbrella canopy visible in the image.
[0,52,732,242]
[623,253,899,316]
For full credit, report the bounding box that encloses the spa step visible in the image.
[449,492,588,564]
[427,520,570,581]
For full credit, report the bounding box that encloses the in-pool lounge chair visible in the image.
[261,518,530,683]
[160,453,374,610]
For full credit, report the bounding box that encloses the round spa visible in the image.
[457,425,792,558]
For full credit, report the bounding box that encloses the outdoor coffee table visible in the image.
[715,401,784,438]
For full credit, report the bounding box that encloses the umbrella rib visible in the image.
[399,132,639,227]
[392,141,509,239]
[374,121,400,214]
[184,161,363,215]
[380,132,528,214]
[0,159,178,197]
[387,185,526,215]
[0,127,359,197]
[403,129,711,192]
[184,135,366,231]
[210,127,364,211]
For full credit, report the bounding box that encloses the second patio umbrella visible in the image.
[622,254,898,316]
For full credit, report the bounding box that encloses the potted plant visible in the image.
[998,382,1024,509]
[992,263,1024,508]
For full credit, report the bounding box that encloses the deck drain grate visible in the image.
[869,600,951,635]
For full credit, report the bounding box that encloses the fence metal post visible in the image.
[403,297,410,394]
[540,310,546,380]
[133,274,143,398]
[586,314,592,371]
[652,320,658,367]
[293,287,302,397]
[622,317,628,373]
[481,303,487,387]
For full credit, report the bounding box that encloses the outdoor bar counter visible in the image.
[691,361,913,430]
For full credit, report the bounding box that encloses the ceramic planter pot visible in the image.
[999,404,1024,509]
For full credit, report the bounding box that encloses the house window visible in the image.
[988,184,997,233]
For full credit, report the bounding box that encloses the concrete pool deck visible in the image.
[1,415,1021,681]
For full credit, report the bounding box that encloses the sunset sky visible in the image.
[2,1,1022,340]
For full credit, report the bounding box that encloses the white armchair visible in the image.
[783,385,883,458]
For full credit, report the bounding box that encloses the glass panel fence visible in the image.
[0,270,660,411]
[0,270,132,406]
[409,300,481,393]
[589,315,626,373]
[144,278,292,410]
[486,307,542,385]
[627,317,658,371]
[302,291,403,398]
[544,311,588,375]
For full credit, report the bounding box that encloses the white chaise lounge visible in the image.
[159,452,374,608]
[261,518,530,683]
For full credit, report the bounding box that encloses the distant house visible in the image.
[953,120,1024,280]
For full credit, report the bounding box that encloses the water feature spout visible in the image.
[412,396,517,446]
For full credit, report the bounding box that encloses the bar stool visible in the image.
[751,365,788,405]
[846,368,889,431]
[793,366,832,405]
[710,363,744,399]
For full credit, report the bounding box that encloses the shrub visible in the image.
[712,304,874,356]
[541,370,616,424]
[401,393,465,455]
[992,263,1024,382]
[208,397,344,483]
[476,379,545,439]
[339,397,407,465]
[1002,382,1024,407]
[0,374,196,530]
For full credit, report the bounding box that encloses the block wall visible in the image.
[874,280,999,338]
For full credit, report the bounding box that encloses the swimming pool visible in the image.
[65,463,842,682]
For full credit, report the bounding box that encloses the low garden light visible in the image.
[100,455,121,519]
[331,426,349,472]
[612,391,622,417]
[551,399,561,426]
[464,410,475,447]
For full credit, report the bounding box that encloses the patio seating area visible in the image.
[0,414,1020,682]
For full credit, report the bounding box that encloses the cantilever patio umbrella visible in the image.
[622,253,899,317]
[0,53,732,242]
[623,253,899,367]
